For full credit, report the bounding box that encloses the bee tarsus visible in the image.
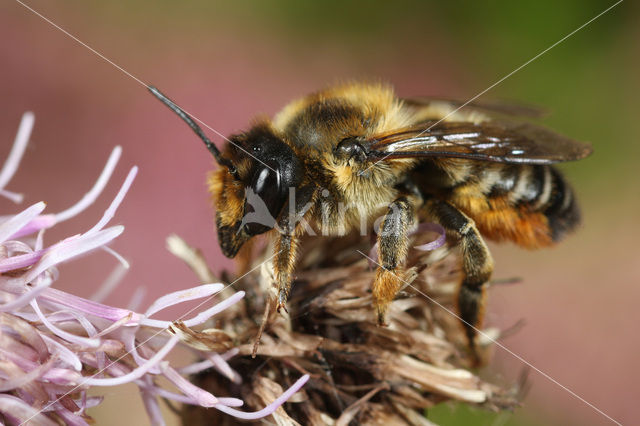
[373,196,417,325]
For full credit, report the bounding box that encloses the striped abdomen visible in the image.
[444,162,581,249]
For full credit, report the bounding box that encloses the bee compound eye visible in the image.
[252,167,276,196]
[243,165,286,236]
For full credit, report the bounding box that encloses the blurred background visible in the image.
[1,1,637,424]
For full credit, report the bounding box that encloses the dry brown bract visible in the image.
[171,232,521,425]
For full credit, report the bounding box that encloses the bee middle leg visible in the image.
[373,196,417,325]
[424,198,494,362]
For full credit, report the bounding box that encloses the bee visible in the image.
[149,82,592,362]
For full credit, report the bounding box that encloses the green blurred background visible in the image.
[1,1,637,425]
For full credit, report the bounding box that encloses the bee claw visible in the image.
[376,309,389,327]
[276,304,289,314]
[276,291,289,314]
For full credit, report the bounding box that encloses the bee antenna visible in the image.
[147,85,238,176]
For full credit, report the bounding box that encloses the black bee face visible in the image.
[146,86,305,258]
[211,124,304,258]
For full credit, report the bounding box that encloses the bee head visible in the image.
[147,86,303,258]
[210,123,304,257]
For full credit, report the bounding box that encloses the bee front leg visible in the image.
[272,185,317,313]
[373,196,417,325]
[425,199,494,363]
[273,232,299,312]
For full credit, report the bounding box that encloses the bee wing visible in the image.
[402,96,548,118]
[366,120,592,165]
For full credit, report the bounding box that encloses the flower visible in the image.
[174,203,520,424]
[0,113,308,425]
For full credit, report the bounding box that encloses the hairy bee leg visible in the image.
[425,199,494,362]
[373,196,417,325]
[272,185,317,313]
[274,232,299,312]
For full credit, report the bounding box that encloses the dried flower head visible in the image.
[176,213,521,425]
[0,113,308,425]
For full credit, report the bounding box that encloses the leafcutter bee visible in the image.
[149,82,592,362]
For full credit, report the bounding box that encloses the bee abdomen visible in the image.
[450,164,581,248]
[538,166,580,242]
[500,166,580,242]
[502,164,580,244]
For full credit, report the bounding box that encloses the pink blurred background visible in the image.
[1,1,638,425]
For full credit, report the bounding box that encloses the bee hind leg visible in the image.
[425,199,494,365]
[372,196,417,325]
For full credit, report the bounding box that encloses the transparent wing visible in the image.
[366,120,592,165]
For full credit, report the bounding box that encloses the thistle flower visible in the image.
[175,207,521,424]
[0,113,308,425]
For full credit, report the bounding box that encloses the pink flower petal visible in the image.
[213,374,310,420]
[207,352,241,384]
[0,202,46,244]
[123,328,163,375]
[0,312,48,362]
[0,356,55,392]
[160,363,218,407]
[0,112,33,199]
[83,335,180,386]
[140,376,165,426]
[181,290,244,328]
[86,165,137,234]
[0,188,24,203]
[127,286,146,311]
[10,214,57,239]
[40,368,83,386]
[54,146,122,223]
[413,223,446,251]
[144,283,224,318]
[178,348,238,376]
[0,276,54,312]
[41,334,82,371]
[49,405,89,426]
[93,312,135,337]
[30,300,101,348]
[90,263,128,303]
[40,287,140,324]
[1,239,34,255]
[0,393,58,426]
[140,290,244,329]
[21,226,123,285]
[140,385,242,408]
[39,396,102,412]
[0,248,46,273]
[100,245,130,269]
[217,397,244,407]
